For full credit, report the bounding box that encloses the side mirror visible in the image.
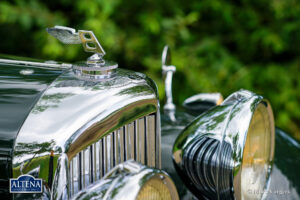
[162,45,176,111]
[182,92,223,115]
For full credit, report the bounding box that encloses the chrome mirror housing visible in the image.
[161,45,176,112]
[173,90,275,199]
[182,92,223,114]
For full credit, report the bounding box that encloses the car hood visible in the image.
[0,62,63,152]
[0,59,63,194]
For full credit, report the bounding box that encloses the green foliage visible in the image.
[0,0,299,139]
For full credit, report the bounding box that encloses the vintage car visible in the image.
[0,26,299,200]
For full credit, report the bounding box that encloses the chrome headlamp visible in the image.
[72,160,179,200]
[173,90,275,199]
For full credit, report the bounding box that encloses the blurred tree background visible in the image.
[0,0,299,139]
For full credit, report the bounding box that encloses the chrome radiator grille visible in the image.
[69,113,159,195]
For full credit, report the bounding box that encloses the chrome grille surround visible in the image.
[13,68,160,200]
[69,113,158,196]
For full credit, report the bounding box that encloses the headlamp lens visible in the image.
[137,177,172,200]
[241,103,274,199]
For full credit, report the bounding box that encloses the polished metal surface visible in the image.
[69,114,158,196]
[47,26,118,80]
[12,67,160,199]
[79,30,105,56]
[161,108,300,200]
[0,61,65,198]
[51,154,70,200]
[162,45,176,112]
[173,89,275,199]
[47,26,105,56]
[183,92,223,113]
[0,58,72,69]
[46,26,82,44]
[71,160,179,200]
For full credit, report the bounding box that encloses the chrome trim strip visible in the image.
[0,58,72,69]
[51,154,70,200]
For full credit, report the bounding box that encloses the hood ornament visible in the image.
[47,26,117,80]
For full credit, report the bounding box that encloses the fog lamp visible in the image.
[173,90,275,200]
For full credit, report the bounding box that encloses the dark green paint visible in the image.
[0,60,63,196]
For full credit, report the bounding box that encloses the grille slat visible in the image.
[109,134,113,169]
[103,137,108,174]
[124,124,129,160]
[146,115,156,167]
[100,140,104,178]
[97,141,102,179]
[69,113,158,196]
[134,120,138,161]
[120,128,125,163]
[138,118,145,164]
[128,122,135,160]
[93,143,97,182]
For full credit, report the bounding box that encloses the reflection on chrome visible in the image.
[173,90,275,200]
[69,114,158,196]
[12,68,160,199]
[71,160,179,200]
[0,58,72,69]
[181,136,233,199]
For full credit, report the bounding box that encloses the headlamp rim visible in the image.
[232,99,275,200]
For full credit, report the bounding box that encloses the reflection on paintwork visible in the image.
[0,62,63,198]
